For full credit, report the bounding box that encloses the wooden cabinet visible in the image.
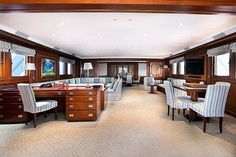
[0,91,27,123]
[66,87,101,121]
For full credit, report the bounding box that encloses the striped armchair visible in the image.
[164,81,191,120]
[189,84,231,133]
[17,83,58,128]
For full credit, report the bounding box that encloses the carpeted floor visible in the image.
[0,85,235,157]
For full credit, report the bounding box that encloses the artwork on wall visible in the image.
[150,62,163,77]
[41,58,56,78]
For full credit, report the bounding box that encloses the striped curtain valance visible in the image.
[0,40,11,52]
[207,44,230,57]
[169,57,184,64]
[229,42,236,53]
[60,57,75,64]
[10,44,36,57]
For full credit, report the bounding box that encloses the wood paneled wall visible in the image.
[0,30,80,88]
[165,33,236,117]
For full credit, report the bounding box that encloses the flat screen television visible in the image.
[185,57,204,75]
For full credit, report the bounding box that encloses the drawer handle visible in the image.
[69,105,74,108]
[0,114,3,118]
[88,104,93,108]
[0,105,3,109]
[18,105,23,109]
[69,92,73,95]
[18,114,23,118]
[18,98,22,102]
[89,92,94,95]
[88,97,93,101]
[68,114,74,117]
[69,97,74,101]
[0,98,3,101]
[88,114,93,117]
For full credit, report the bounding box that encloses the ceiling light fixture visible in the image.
[128,19,132,21]
[113,18,117,21]
[179,22,183,26]
[60,21,64,25]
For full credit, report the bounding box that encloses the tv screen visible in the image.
[185,57,204,75]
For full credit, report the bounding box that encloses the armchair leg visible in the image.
[183,109,186,116]
[54,107,58,120]
[172,108,174,121]
[33,113,37,128]
[219,117,223,133]
[203,117,207,133]
[178,109,180,114]
[167,106,170,116]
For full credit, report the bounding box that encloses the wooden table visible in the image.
[173,85,207,121]
[147,83,160,93]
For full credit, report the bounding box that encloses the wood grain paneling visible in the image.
[0,0,236,14]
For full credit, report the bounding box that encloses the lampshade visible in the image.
[163,65,169,69]
[83,62,93,70]
[26,63,36,70]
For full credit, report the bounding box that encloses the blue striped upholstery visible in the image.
[215,82,231,87]
[164,81,190,109]
[190,84,230,117]
[17,83,58,114]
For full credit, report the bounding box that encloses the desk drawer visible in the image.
[66,96,96,102]
[66,102,96,110]
[0,96,22,103]
[66,110,97,121]
[35,91,66,97]
[67,91,96,96]
[0,104,23,111]
[0,112,27,123]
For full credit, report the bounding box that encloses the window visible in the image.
[11,52,27,77]
[179,61,185,75]
[59,61,66,75]
[67,63,73,75]
[214,53,230,76]
[172,63,177,75]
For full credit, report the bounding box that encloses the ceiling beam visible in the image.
[0,0,236,14]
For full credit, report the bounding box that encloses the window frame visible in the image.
[178,61,185,75]
[11,52,28,78]
[171,62,177,75]
[213,52,230,77]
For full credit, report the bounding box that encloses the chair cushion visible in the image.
[173,96,191,109]
[35,100,57,113]
[108,88,115,93]
[190,102,204,116]
[112,79,119,90]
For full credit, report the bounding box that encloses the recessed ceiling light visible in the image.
[179,22,183,26]
[113,19,117,21]
[128,19,132,21]
[60,21,64,25]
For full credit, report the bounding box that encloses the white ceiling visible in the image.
[0,13,236,59]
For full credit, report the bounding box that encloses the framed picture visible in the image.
[41,58,56,78]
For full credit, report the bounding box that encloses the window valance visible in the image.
[0,40,11,52]
[229,42,236,53]
[169,57,184,64]
[207,44,230,57]
[10,44,36,57]
[60,57,75,64]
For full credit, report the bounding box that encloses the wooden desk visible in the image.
[173,85,206,101]
[0,85,106,123]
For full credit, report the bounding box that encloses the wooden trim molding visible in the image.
[0,1,236,14]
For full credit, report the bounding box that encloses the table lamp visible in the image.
[26,63,36,83]
[83,62,93,88]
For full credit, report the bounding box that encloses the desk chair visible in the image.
[164,81,191,120]
[17,83,58,128]
[189,84,230,133]
[126,74,133,86]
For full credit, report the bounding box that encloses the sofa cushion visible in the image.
[94,78,100,83]
[74,78,80,84]
[108,88,115,93]
[68,79,75,84]
[105,77,112,84]
[80,78,87,83]
[110,79,117,88]
[99,78,106,84]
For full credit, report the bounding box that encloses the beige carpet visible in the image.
[0,85,235,157]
